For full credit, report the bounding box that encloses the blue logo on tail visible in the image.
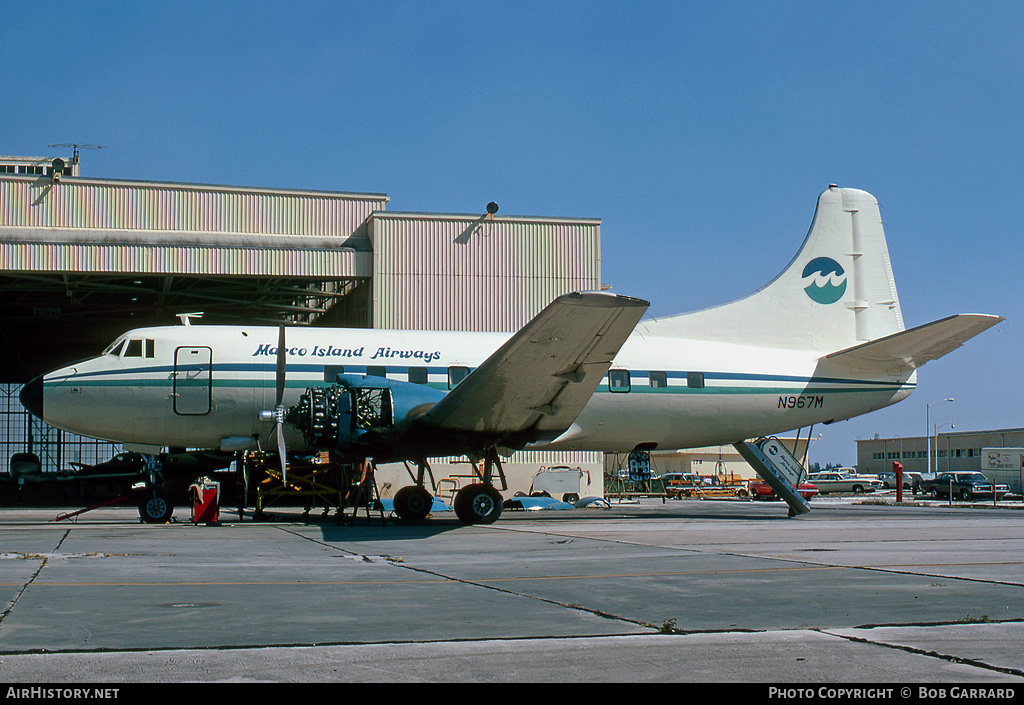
[802,257,847,304]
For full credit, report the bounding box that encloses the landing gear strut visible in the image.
[137,455,174,524]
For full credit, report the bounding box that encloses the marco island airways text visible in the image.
[252,345,443,364]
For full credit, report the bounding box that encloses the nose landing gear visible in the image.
[138,488,174,524]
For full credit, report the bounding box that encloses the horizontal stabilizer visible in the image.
[423,292,649,437]
[825,314,1004,374]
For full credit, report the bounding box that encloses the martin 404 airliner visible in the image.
[20,186,1002,524]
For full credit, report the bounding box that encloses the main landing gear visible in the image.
[453,483,503,525]
[453,448,507,525]
[391,458,436,522]
[392,448,507,525]
[393,484,433,521]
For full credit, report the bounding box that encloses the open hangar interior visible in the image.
[0,158,606,506]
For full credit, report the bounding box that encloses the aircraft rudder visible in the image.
[643,185,904,350]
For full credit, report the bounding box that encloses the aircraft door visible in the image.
[174,346,212,415]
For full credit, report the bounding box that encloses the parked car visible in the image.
[806,471,883,494]
[918,472,1009,501]
[659,472,700,486]
[875,471,911,489]
[748,479,818,501]
[904,471,926,492]
[659,472,701,497]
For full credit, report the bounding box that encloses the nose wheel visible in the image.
[138,488,173,524]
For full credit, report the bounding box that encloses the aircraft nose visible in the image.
[20,375,44,420]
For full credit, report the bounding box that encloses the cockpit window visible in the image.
[122,339,156,358]
[106,338,155,358]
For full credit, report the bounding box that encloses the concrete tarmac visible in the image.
[1,495,1024,684]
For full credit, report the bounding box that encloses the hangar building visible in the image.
[0,154,606,502]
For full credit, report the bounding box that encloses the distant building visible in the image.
[0,154,79,178]
[856,428,1024,475]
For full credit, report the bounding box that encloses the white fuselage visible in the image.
[38,323,915,454]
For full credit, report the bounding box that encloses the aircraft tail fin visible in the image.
[642,186,905,352]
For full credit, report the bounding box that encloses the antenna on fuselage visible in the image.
[176,312,204,326]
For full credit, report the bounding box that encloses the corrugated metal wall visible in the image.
[370,212,601,331]
[0,176,386,237]
[0,241,369,277]
[370,211,605,479]
[0,176,385,277]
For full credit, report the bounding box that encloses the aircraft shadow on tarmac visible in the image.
[311,501,801,542]
[318,517,466,542]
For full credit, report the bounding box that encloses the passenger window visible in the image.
[366,366,388,378]
[448,366,470,389]
[608,369,631,393]
[687,372,705,389]
[649,371,667,388]
[408,367,428,385]
[124,339,143,357]
[324,365,345,382]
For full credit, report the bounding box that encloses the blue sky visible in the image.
[3,1,1021,465]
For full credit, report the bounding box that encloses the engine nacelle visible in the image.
[286,385,352,449]
[285,374,447,457]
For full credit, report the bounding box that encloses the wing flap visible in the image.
[422,292,649,436]
[825,314,1003,373]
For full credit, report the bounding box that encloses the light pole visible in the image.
[935,422,954,472]
[926,398,954,474]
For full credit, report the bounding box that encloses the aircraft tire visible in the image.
[139,489,173,524]
[454,484,503,525]
[394,486,433,521]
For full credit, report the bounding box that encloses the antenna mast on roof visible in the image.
[48,143,106,166]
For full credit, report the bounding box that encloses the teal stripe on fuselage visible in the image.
[46,366,913,393]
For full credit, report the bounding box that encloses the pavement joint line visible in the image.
[818,627,1024,678]
[0,529,69,626]
[483,523,1024,591]
[283,519,1024,594]
[507,525,1024,589]
[277,523,659,632]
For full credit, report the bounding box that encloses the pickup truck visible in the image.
[919,472,1009,501]
[662,473,747,498]
[806,471,883,494]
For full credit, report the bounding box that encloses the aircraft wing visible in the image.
[825,314,1004,374]
[421,292,649,437]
